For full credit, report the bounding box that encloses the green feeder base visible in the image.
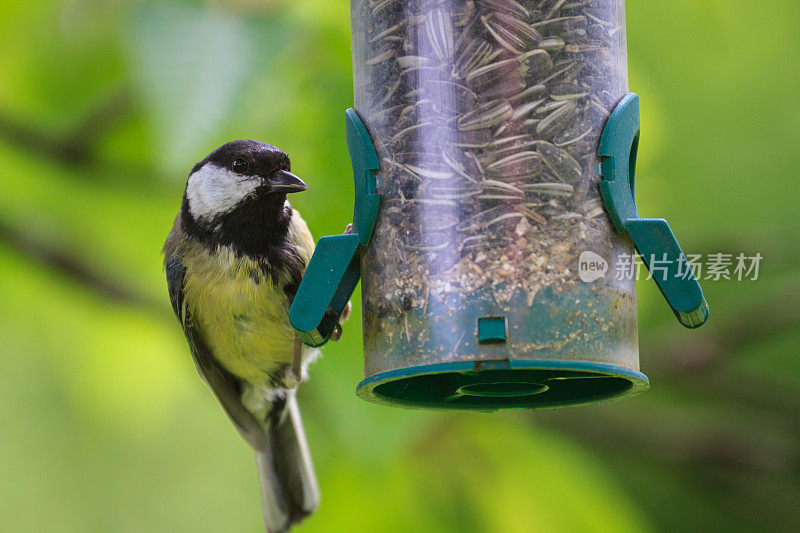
[356,360,649,411]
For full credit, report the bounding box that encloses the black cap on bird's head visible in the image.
[183,140,306,223]
[194,140,306,193]
[181,140,307,254]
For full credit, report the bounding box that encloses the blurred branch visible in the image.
[535,406,796,475]
[0,219,163,314]
[0,88,133,167]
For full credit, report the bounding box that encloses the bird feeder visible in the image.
[290,0,708,410]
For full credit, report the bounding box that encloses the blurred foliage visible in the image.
[0,0,798,531]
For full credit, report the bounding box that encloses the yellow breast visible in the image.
[181,244,295,384]
[179,211,316,386]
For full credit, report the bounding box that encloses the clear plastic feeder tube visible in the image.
[351,0,639,403]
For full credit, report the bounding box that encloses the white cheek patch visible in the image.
[187,163,260,221]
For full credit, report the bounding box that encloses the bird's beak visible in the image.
[269,170,307,193]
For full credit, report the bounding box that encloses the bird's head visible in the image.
[183,140,307,230]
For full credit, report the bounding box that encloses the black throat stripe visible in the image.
[181,193,306,299]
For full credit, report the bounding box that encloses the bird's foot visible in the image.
[325,302,352,342]
[340,301,352,323]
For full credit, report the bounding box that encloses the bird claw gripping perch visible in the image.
[289,109,380,347]
[598,93,709,328]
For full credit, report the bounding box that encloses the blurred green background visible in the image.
[0,0,798,531]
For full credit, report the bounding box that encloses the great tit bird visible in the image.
[162,140,341,532]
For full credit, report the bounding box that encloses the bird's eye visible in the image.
[231,158,249,173]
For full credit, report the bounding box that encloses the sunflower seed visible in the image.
[397,55,431,68]
[565,44,604,53]
[514,204,547,225]
[481,13,539,54]
[371,103,403,121]
[454,0,476,27]
[491,134,528,147]
[538,37,565,50]
[406,164,455,180]
[521,183,574,196]
[532,15,587,29]
[452,38,494,78]
[466,55,525,85]
[428,184,481,198]
[524,48,554,78]
[549,84,589,100]
[466,49,551,86]
[544,0,569,20]
[404,242,451,252]
[407,198,458,206]
[585,206,605,219]
[493,136,539,155]
[586,13,613,26]
[464,150,485,175]
[486,151,543,177]
[457,101,513,130]
[495,12,540,40]
[554,125,592,147]
[366,48,396,65]
[370,0,398,17]
[511,98,546,120]
[536,141,582,183]
[535,99,569,115]
[482,179,525,195]
[508,84,546,103]
[476,0,529,19]
[391,122,433,143]
[442,149,480,182]
[429,188,482,200]
[537,100,577,137]
[540,60,582,84]
[426,8,455,61]
[485,212,524,228]
[370,21,405,42]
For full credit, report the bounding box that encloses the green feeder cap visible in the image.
[356,360,649,411]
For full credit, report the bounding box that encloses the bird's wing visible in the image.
[166,256,268,451]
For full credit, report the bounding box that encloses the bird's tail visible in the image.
[255,394,320,533]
